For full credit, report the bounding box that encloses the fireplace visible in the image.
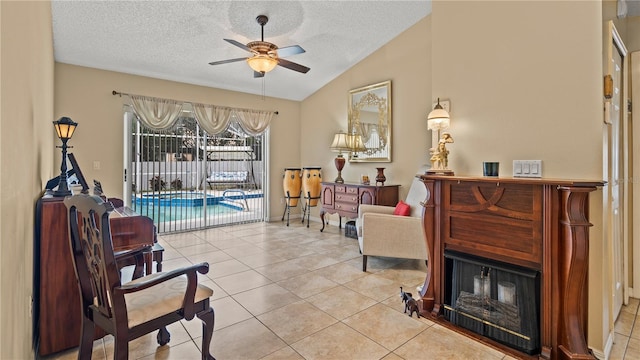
[418,175,603,359]
[444,250,540,354]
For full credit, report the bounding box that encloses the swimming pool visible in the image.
[132,191,264,224]
[135,191,262,207]
[135,202,234,222]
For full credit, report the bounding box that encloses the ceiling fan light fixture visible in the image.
[247,54,278,73]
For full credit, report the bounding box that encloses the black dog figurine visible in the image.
[400,286,412,303]
[400,287,420,318]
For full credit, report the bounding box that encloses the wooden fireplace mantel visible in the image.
[417,175,604,360]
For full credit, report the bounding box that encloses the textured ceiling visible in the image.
[51,1,431,101]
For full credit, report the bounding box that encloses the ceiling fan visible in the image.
[209,15,310,78]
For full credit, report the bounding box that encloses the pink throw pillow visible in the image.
[393,200,411,216]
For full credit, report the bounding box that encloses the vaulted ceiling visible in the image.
[51,1,432,101]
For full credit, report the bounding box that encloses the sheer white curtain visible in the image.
[234,109,275,136]
[129,95,183,131]
[128,94,276,136]
[192,103,233,135]
[359,123,375,143]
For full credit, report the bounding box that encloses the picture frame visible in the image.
[67,153,89,194]
[348,80,392,162]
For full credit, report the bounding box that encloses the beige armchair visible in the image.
[356,174,428,271]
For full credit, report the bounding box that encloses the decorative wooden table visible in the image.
[319,182,399,232]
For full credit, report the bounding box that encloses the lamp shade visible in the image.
[330,132,351,153]
[348,134,367,152]
[427,98,450,131]
[247,55,278,73]
[53,116,78,140]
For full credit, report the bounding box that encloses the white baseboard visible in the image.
[591,330,614,359]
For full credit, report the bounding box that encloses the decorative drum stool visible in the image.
[301,167,322,227]
[281,168,302,226]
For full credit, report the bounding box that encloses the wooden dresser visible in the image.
[319,182,399,232]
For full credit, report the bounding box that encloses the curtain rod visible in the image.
[112,90,279,115]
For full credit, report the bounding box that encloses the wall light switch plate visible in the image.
[432,99,450,113]
[513,160,542,178]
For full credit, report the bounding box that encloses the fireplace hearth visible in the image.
[444,250,540,354]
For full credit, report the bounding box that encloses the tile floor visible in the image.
[610,297,640,359]
[44,220,629,360]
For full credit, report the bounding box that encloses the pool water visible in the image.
[134,203,235,222]
[135,192,217,207]
[132,191,263,223]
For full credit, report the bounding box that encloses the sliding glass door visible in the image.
[124,110,267,233]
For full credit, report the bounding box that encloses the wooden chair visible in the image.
[64,194,215,360]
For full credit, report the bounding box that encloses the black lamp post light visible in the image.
[52,116,78,197]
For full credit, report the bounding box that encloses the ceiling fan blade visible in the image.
[254,71,265,78]
[277,45,305,58]
[277,58,310,74]
[208,57,247,66]
[224,39,253,53]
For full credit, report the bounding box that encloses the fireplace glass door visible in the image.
[444,250,540,354]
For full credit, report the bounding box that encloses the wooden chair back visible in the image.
[64,194,215,360]
[66,194,121,323]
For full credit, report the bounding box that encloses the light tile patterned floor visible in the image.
[610,297,640,359]
[43,221,532,360]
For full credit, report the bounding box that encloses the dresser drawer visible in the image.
[335,185,359,194]
[334,201,358,216]
[335,201,358,212]
[334,192,358,203]
[345,186,359,195]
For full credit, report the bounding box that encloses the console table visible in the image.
[319,182,399,232]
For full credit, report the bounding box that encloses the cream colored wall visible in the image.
[54,64,300,221]
[0,1,618,358]
[432,1,603,178]
[0,1,54,358]
[432,0,607,354]
[626,17,640,51]
[300,16,432,216]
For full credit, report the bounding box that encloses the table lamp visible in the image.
[330,132,351,183]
